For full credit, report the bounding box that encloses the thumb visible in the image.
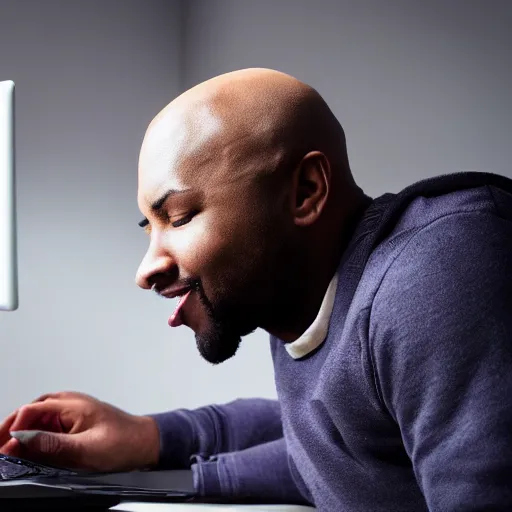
[10,430,79,464]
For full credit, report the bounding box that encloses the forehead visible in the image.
[138,103,223,202]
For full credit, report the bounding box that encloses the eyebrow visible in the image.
[138,188,190,228]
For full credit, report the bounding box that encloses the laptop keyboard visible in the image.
[0,454,76,480]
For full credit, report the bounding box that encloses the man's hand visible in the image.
[0,391,160,472]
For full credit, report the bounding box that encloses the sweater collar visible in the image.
[284,273,339,359]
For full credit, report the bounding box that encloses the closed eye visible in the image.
[171,210,198,228]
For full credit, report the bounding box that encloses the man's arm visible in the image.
[371,209,512,510]
[148,399,310,503]
[192,437,311,505]
[148,398,282,469]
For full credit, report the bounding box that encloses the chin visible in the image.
[195,326,242,365]
[196,337,240,365]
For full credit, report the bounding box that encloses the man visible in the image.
[1,68,512,511]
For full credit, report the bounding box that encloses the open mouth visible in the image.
[168,289,193,327]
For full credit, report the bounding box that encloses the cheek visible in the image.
[164,213,238,277]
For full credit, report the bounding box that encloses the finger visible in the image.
[32,391,93,404]
[0,410,18,432]
[10,402,67,433]
[32,392,73,403]
[0,410,18,445]
[10,430,84,470]
[40,412,64,433]
[0,437,21,457]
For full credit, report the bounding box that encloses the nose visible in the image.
[135,239,176,290]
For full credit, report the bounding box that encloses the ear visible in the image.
[290,151,331,227]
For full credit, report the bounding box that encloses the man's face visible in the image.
[136,111,292,364]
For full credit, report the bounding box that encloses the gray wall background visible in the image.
[1,0,511,419]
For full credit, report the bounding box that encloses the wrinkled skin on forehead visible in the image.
[136,68,361,364]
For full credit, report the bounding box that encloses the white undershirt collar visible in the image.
[284,273,339,359]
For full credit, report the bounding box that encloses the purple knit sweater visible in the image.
[151,173,512,511]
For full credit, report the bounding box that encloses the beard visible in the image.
[186,208,295,365]
[191,279,258,365]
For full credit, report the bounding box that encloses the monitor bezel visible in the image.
[0,80,18,311]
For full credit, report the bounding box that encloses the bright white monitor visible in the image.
[0,80,18,311]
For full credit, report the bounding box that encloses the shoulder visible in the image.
[368,202,512,373]
[355,185,506,311]
[363,203,512,415]
[380,202,510,296]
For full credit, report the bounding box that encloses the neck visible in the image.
[266,190,371,342]
[271,263,336,343]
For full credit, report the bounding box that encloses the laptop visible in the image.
[0,453,195,509]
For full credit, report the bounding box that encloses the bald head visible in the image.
[139,68,354,200]
[136,69,367,357]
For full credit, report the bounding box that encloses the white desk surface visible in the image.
[112,503,315,511]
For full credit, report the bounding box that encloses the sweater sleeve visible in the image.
[370,210,512,511]
[192,437,312,505]
[147,398,283,469]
